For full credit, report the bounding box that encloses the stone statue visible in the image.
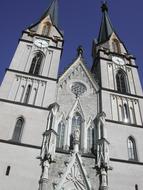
[74,128,80,142]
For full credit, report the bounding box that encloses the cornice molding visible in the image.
[6,69,58,82]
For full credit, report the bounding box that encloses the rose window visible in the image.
[71,82,87,97]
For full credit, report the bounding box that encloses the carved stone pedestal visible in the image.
[39,178,48,190]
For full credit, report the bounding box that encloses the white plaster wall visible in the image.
[132,67,143,96]
[107,122,143,162]
[0,71,15,99]
[109,161,143,190]
[100,59,109,89]
[9,41,32,71]
[0,102,49,146]
[0,143,40,190]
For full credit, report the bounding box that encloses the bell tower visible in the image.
[92,3,143,189]
[92,2,143,125]
[0,0,63,108]
[0,1,63,189]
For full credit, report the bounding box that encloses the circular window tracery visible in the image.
[71,82,87,97]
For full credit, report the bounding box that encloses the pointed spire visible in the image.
[41,0,58,27]
[98,2,114,43]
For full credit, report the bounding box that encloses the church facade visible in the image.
[0,1,143,190]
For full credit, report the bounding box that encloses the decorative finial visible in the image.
[101,1,108,12]
[77,45,84,57]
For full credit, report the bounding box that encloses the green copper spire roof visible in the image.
[98,2,114,43]
[41,0,58,26]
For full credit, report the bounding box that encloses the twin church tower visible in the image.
[0,1,143,190]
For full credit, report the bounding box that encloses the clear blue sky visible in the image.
[0,0,143,86]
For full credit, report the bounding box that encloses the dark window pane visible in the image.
[6,166,11,176]
[24,85,32,104]
[29,57,36,74]
[29,53,43,75]
[116,70,128,93]
[12,118,24,142]
[127,137,138,161]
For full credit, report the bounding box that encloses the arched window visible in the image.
[70,112,82,149]
[33,88,37,105]
[71,113,82,134]
[130,107,136,124]
[6,166,11,176]
[29,53,43,75]
[119,105,124,122]
[127,137,138,161]
[112,39,121,53]
[123,103,130,123]
[87,127,94,153]
[23,85,32,104]
[116,70,129,93]
[12,117,24,142]
[56,122,65,148]
[20,85,25,102]
[135,184,138,190]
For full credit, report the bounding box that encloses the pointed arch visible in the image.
[23,84,32,104]
[29,52,43,75]
[12,117,25,142]
[56,121,65,149]
[127,136,138,161]
[123,103,130,123]
[87,127,94,153]
[70,112,82,150]
[130,106,136,124]
[112,39,121,53]
[71,112,82,134]
[116,70,129,93]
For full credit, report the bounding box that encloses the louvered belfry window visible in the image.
[29,53,43,75]
[116,70,128,93]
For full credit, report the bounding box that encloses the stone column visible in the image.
[39,159,50,190]
[100,168,108,190]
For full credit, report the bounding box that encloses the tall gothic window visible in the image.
[123,103,130,123]
[70,112,82,149]
[127,137,138,161]
[23,85,32,104]
[87,127,94,153]
[12,117,24,142]
[29,53,43,75]
[116,70,128,93]
[112,39,121,53]
[71,113,82,134]
[56,122,65,148]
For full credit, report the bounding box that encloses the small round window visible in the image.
[71,82,87,97]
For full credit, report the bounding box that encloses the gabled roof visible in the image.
[28,0,59,31]
[40,0,58,27]
[59,55,99,92]
[98,3,114,43]
[68,98,85,119]
[55,153,92,190]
